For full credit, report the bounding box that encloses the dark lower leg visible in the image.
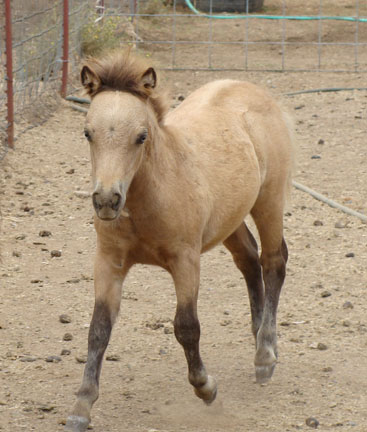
[66,301,113,431]
[174,303,217,404]
[255,242,286,382]
[224,223,264,339]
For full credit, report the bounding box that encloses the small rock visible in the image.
[177,95,185,101]
[343,301,354,309]
[51,250,62,258]
[31,279,43,284]
[306,417,319,428]
[12,251,21,257]
[159,349,167,355]
[66,168,75,174]
[318,139,325,145]
[335,220,347,229]
[220,320,232,326]
[15,234,26,240]
[342,320,351,327]
[164,326,174,335]
[76,355,87,364]
[294,104,305,110]
[322,366,333,372]
[74,191,90,199]
[106,354,121,361]
[66,278,80,284]
[63,333,73,341]
[313,220,323,226]
[311,155,321,160]
[39,230,52,237]
[59,314,72,324]
[321,291,331,298]
[61,349,71,356]
[146,322,164,330]
[38,404,55,412]
[45,355,62,363]
[345,252,355,258]
[20,356,38,362]
[317,342,328,351]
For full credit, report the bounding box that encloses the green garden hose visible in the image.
[184,0,367,22]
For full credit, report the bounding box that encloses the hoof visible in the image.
[65,415,90,432]
[194,375,218,405]
[255,362,276,384]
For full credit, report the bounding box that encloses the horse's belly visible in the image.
[201,192,258,252]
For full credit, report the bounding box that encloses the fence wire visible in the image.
[0,0,91,159]
[101,0,367,72]
[1,0,366,162]
[0,10,8,161]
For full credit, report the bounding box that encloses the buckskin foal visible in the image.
[65,50,294,431]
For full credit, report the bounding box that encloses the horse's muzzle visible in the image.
[92,182,126,220]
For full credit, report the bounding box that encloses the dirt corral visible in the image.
[1,7,367,432]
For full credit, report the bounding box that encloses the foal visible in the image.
[66,51,294,431]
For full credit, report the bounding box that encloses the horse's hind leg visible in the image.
[223,222,264,339]
[170,248,217,404]
[65,250,131,432]
[250,196,288,384]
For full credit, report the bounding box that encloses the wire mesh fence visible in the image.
[101,0,367,72]
[1,0,366,162]
[0,0,91,159]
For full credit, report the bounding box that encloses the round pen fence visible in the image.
[0,0,366,158]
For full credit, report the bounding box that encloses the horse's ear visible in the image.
[141,67,157,90]
[81,65,101,96]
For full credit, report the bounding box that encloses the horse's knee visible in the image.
[233,251,262,279]
[261,250,286,282]
[174,304,200,349]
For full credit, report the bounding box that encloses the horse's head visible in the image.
[81,52,166,221]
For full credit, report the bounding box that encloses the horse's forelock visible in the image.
[83,51,168,122]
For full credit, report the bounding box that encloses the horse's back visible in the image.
[165,80,294,249]
[166,79,294,192]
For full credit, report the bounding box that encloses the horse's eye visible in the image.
[136,131,147,145]
[84,129,92,141]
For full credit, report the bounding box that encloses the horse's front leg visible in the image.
[65,249,131,432]
[171,249,217,404]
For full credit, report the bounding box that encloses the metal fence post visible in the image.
[4,0,14,148]
[61,0,69,98]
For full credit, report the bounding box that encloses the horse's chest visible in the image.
[129,237,174,269]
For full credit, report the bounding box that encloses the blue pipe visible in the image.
[184,0,367,22]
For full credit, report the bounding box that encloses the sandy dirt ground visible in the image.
[1,4,367,432]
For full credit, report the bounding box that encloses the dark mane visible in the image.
[82,50,169,123]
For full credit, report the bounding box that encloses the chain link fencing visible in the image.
[1,0,366,161]
[0,0,91,160]
[100,0,367,72]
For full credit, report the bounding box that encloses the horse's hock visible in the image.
[177,0,264,13]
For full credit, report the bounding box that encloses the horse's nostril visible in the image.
[111,193,122,211]
[92,192,102,210]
